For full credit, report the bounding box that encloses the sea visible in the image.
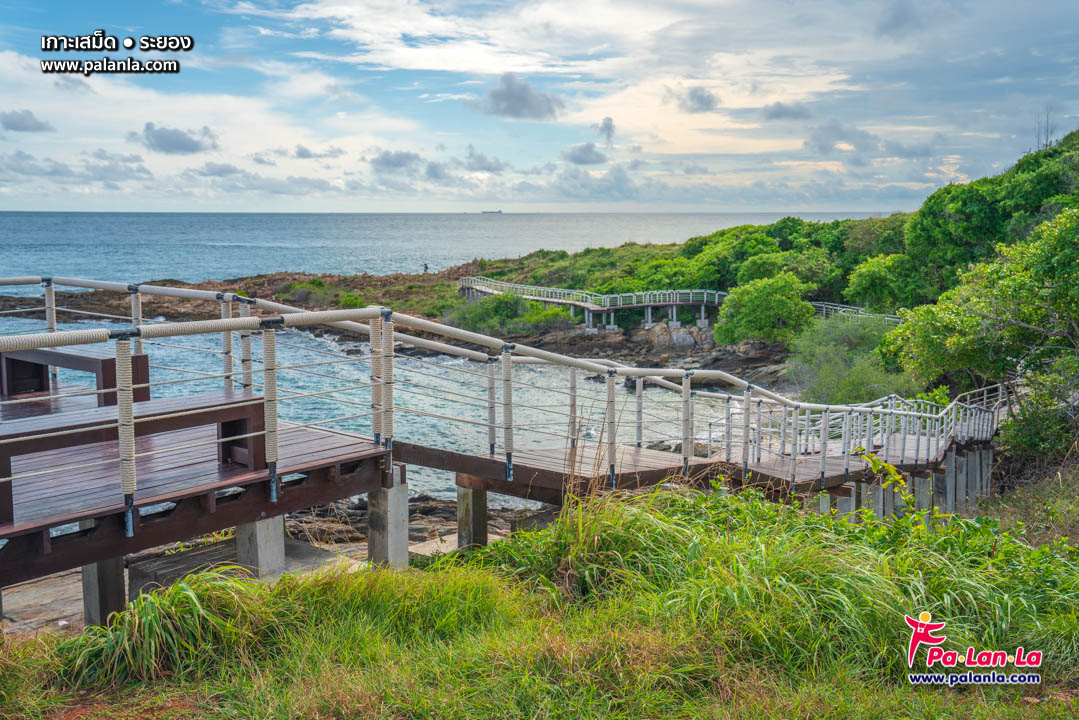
[0,211,889,291]
[0,211,882,502]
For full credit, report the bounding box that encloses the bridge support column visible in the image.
[644,306,653,328]
[605,310,618,332]
[955,452,968,514]
[369,464,408,568]
[668,305,681,329]
[236,515,286,579]
[697,304,708,328]
[79,519,126,627]
[943,449,956,514]
[456,476,488,551]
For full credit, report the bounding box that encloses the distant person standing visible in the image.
[423,263,429,274]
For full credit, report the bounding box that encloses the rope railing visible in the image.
[0,276,1009,527]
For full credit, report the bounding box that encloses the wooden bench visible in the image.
[0,390,265,523]
[0,346,150,406]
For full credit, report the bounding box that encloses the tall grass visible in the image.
[4,488,1079,717]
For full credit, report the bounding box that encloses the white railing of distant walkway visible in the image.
[458,276,902,324]
[0,275,999,524]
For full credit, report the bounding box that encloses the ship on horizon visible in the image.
[480,209,503,214]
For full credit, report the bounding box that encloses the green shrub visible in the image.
[788,315,922,403]
[714,272,814,344]
[444,293,574,335]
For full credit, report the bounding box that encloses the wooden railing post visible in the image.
[842,410,851,481]
[818,409,830,490]
[262,326,280,502]
[128,287,143,356]
[741,388,751,476]
[788,406,799,482]
[724,395,732,463]
[681,372,692,475]
[606,369,617,486]
[238,301,253,391]
[635,376,643,448]
[568,366,577,448]
[116,338,136,536]
[370,315,382,445]
[221,298,234,390]
[381,311,395,460]
[502,344,514,482]
[44,279,58,387]
[487,357,497,455]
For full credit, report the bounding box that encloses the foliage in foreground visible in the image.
[4,490,1079,718]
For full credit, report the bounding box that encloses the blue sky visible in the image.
[0,0,1077,211]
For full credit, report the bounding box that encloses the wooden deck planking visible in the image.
[2,420,383,538]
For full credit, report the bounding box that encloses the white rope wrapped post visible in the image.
[502,344,514,481]
[381,311,395,455]
[116,338,137,537]
[681,372,692,475]
[44,279,58,387]
[818,409,830,491]
[129,286,143,356]
[635,376,643,448]
[370,315,383,444]
[884,398,894,462]
[607,369,617,486]
[262,325,280,502]
[569,366,577,448]
[741,388,751,477]
[842,410,851,482]
[486,357,497,454]
[221,298,234,389]
[238,302,253,390]
[724,396,732,463]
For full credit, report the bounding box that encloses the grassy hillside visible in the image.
[4,488,1078,718]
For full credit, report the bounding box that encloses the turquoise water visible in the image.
[0,211,886,294]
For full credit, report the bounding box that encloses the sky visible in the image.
[0,0,1077,212]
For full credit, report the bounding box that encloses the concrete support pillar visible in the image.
[569,305,576,320]
[700,304,706,321]
[958,453,968,514]
[645,306,652,326]
[457,479,488,550]
[368,464,409,568]
[932,470,947,515]
[79,519,126,627]
[817,493,830,514]
[944,449,956,514]
[82,556,126,627]
[236,514,286,578]
[668,305,675,321]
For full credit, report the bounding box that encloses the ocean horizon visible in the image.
[1,211,893,295]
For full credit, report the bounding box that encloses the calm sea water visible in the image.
[0,211,887,294]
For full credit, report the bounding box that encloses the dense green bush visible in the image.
[444,293,574,335]
[713,272,814,344]
[787,315,923,403]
